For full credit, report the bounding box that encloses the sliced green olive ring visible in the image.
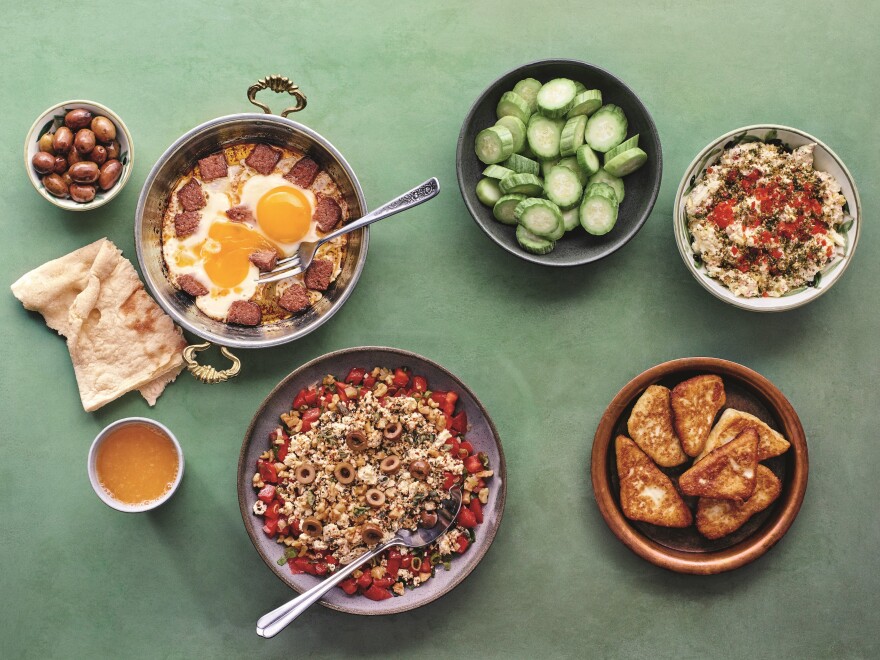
[346,430,368,452]
[302,516,323,537]
[410,556,423,571]
[420,510,438,527]
[365,488,386,508]
[383,422,403,440]
[409,459,431,481]
[334,461,356,484]
[361,523,383,545]
[380,456,401,474]
[295,463,316,484]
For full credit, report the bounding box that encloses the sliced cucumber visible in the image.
[516,197,564,240]
[502,154,540,176]
[561,207,580,232]
[604,147,648,177]
[603,134,640,164]
[476,178,502,207]
[580,188,619,235]
[527,115,564,159]
[567,89,603,118]
[584,104,628,153]
[536,78,577,118]
[559,115,587,157]
[516,224,555,255]
[557,156,587,186]
[495,116,526,154]
[499,173,543,196]
[584,182,618,203]
[576,145,601,177]
[493,193,526,225]
[475,126,514,164]
[540,158,559,178]
[512,78,542,113]
[482,164,514,180]
[496,91,531,124]
[544,166,583,210]
[519,142,536,158]
[573,81,586,94]
[588,169,625,202]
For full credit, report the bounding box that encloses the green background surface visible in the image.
[1,1,878,658]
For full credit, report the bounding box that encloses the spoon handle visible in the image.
[256,540,400,638]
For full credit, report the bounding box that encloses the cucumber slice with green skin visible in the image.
[493,193,526,225]
[516,224,555,255]
[502,154,540,176]
[573,81,586,94]
[559,115,587,157]
[603,134,640,165]
[516,197,564,240]
[476,178,503,207]
[512,78,542,113]
[540,158,559,178]
[494,116,527,154]
[566,90,603,118]
[604,147,648,177]
[499,173,543,196]
[561,207,580,232]
[584,104,628,153]
[585,182,618,204]
[557,156,587,186]
[588,169,625,202]
[482,164,515,180]
[496,92,531,124]
[527,115,564,159]
[544,166,583,210]
[576,145,601,176]
[536,78,577,118]
[519,142,536,158]
[580,189,619,235]
[475,125,514,164]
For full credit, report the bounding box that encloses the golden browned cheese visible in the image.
[671,374,726,457]
[627,385,688,467]
[679,428,759,501]
[696,465,782,540]
[696,408,790,463]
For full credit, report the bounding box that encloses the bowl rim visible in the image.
[87,417,184,513]
[236,345,508,614]
[23,99,134,212]
[590,357,808,575]
[673,123,862,312]
[134,112,369,349]
[456,57,663,267]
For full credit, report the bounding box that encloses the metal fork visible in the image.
[257,177,441,284]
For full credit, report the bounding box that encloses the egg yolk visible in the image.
[257,186,312,243]
[201,223,279,288]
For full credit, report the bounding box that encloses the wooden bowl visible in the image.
[591,357,808,574]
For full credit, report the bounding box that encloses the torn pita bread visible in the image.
[11,238,186,411]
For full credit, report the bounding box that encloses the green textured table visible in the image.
[2,1,878,658]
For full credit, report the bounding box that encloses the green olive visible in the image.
[361,523,383,545]
[38,132,55,153]
[301,517,323,537]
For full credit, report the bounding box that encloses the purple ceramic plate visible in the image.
[238,346,507,615]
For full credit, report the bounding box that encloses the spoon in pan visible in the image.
[256,486,462,638]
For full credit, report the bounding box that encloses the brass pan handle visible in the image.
[247,75,307,117]
[182,342,242,384]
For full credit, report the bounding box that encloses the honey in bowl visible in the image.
[95,422,180,506]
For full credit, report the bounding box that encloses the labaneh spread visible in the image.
[685,142,847,297]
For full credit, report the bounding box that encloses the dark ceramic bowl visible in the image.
[238,347,507,615]
[456,59,663,266]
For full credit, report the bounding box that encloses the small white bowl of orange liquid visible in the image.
[88,417,184,512]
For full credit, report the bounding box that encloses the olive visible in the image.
[105,140,120,160]
[69,161,99,183]
[52,127,73,153]
[420,510,438,527]
[69,184,96,203]
[383,422,403,441]
[90,145,107,166]
[98,160,122,190]
[365,488,386,508]
[42,173,69,198]
[361,523,383,545]
[74,129,96,154]
[67,147,83,166]
[301,517,323,537]
[38,132,55,153]
[61,172,73,187]
[379,456,401,474]
[90,116,116,143]
[32,151,55,174]
[64,108,93,131]
[294,463,316,485]
[346,430,368,453]
[53,156,68,174]
[333,461,356,485]
[409,459,431,481]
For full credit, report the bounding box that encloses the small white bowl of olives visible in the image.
[24,100,133,211]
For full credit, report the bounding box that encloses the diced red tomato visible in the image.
[324,555,338,566]
[345,367,366,385]
[356,572,373,590]
[276,441,289,461]
[290,557,311,574]
[458,441,474,456]
[430,390,459,416]
[386,550,401,578]
[400,555,412,570]
[289,519,301,537]
[257,485,276,502]
[364,585,393,601]
[265,501,280,519]
[363,375,376,388]
[288,558,306,575]
[313,562,328,576]
[292,388,308,409]
[372,577,395,589]
[340,578,358,595]
[455,536,470,553]
[464,455,483,474]
[447,438,460,457]
[303,388,318,406]
[258,460,278,484]
[450,411,468,434]
[457,506,477,528]
[412,376,428,393]
[392,368,410,388]
[262,518,279,537]
[442,472,458,490]
[301,408,320,432]
[470,498,483,524]
[336,384,349,403]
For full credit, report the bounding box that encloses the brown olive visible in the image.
[53,156,68,174]
[52,127,73,153]
[98,160,122,190]
[64,108,93,131]
[383,422,403,441]
[91,116,116,143]
[365,488,386,508]
[69,161,99,183]
[346,430,368,453]
[32,151,55,174]
[361,523,383,545]
[61,172,73,187]
[42,173,69,198]
[90,145,107,166]
[333,461,356,485]
[420,510,438,527]
[67,147,83,166]
[294,463,316,485]
[74,128,95,154]
[105,140,120,160]
[38,132,55,153]
[69,184,96,203]
[409,459,431,481]
[380,456,401,475]
[301,517,323,537]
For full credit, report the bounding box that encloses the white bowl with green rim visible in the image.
[23,99,133,211]
[673,124,860,311]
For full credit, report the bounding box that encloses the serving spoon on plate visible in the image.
[256,486,462,638]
